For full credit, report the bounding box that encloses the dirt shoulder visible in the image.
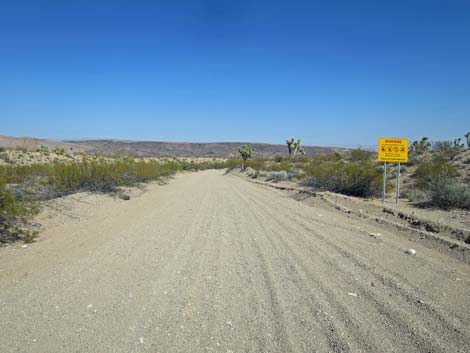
[238,171,470,260]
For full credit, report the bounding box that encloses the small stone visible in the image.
[117,192,130,200]
[347,292,358,297]
[139,337,144,344]
[405,248,416,255]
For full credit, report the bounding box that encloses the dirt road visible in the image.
[1,170,469,353]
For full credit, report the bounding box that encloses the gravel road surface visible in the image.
[1,170,469,352]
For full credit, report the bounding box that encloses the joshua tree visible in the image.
[286,138,305,156]
[238,145,255,169]
[410,137,431,155]
[465,132,470,148]
[453,138,464,149]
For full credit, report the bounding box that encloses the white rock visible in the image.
[139,337,144,344]
[347,292,358,297]
[405,248,416,255]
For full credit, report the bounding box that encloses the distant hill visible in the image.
[0,135,347,157]
[68,140,347,157]
[0,135,90,152]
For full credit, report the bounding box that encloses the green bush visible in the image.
[409,157,470,209]
[45,158,186,194]
[52,147,66,155]
[0,178,38,243]
[425,175,470,209]
[413,160,459,189]
[432,140,460,161]
[267,171,289,181]
[402,188,429,204]
[304,160,383,197]
[350,149,373,161]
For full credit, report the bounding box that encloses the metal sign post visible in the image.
[378,138,408,204]
[382,162,387,202]
[395,162,401,203]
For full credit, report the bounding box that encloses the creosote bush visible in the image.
[413,159,459,189]
[408,158,470,209]
[0,178,38,243]
[267,170,289,181]
[350,149,373,162]
[303,159,383,197]
[425,176,470,209]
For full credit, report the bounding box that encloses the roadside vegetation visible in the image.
[0,178,39,243]
[235,134,470,210]
[238,151,383,197]
[0,154,231,243]
[403,135,470,209]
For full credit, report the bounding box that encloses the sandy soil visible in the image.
[1,170,469,352]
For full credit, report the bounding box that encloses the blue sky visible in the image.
[1,0,469,146]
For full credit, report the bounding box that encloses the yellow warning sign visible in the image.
[378,137,408,163]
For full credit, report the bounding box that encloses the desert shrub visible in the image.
[401,188,429,203]
[289,155,311,164]
[0,157,186,197]
[267,160,292,172]
[425,175,470,209]
[52,147,65,155]
[267,170,289,181]
[15,146,28,153]
[413,160,459,189]
[350,149,373,161]
[0,178,38,243]
[244,167,258,178]
[410,156,470,209]
[432,140,461,161]
[245,158,268,171]
[47,158,184,194]
[37,145,49,153]
[304,160,382,197]
[218,158,242,172]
